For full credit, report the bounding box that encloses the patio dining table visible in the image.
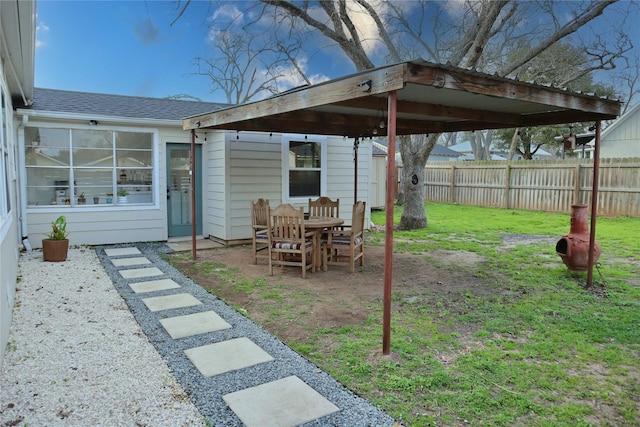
[305,216,344,271]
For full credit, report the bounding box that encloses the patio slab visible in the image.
[142,293,202,312]
[184,337,273,377]
[104,247,141,256]
[223,375,340,427]
[111,256,152,267]
[159,310,231,339]
[119,267,164,279]
[129,278,181,294]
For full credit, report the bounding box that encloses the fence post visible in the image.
[574,163,581,204]
[504,164,511,209]
[450,164,455,203]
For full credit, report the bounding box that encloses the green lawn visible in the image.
[170,202,640,426]
[358,203,640,426]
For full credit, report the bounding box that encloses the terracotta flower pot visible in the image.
[42,239,69,262]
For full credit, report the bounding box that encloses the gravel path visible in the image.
[1,248,206,426]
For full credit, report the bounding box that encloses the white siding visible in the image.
[601,104,640,158]
[203,131,228,239]
[1,68,20,368]
[207,133,372,242]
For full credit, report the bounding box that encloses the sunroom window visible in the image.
[282,134,326,201]
[24,127,154,207]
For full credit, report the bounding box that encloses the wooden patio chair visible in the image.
[321,201,365,273]
[267,203,316,278]
[308,196,339,218]
[250,198,270,264]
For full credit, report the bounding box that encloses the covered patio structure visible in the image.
[183,60,621,354]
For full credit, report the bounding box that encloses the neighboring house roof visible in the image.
[432,144,462,158]
[24,88,229,121]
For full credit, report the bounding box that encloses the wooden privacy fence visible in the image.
[419,158,640,217]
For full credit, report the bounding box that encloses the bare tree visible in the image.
[174,0,634,229]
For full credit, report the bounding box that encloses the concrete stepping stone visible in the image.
[223,375,340,427]
[142,293,202,312]
[129,278,180,294]
[184,337,273,377]
[111,256,152,267]
[160,311,231,339]
[104,247,141,256]
[119,267,164,279]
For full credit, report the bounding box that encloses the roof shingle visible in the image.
[26,88,229,121]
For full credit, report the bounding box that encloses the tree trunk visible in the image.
[397,134,437,230]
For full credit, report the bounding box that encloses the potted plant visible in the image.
[77,192,86,204]
[93,195,100,204]
[105,192,113,204]
[42,215,69,262]
[117,188,128,204]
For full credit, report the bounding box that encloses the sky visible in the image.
[35,1,237,102]
[35,1,640,106]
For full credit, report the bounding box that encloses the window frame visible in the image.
[281,133,327,204]
[23,122,159,210]
[0,83,11,221]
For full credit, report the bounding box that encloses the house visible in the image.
[1,2,372,366]
[18,87,371,247]
[584,103,640,159]
[1,0,36,367]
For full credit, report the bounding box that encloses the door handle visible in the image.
[167,186,170,200]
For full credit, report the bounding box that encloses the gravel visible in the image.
[1,248,206,426]
[2,244,395,426]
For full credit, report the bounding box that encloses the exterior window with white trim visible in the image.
[282,134,326,201]
[24,126,155,207]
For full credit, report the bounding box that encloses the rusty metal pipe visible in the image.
[586,121,601,287]
[383,91,397,355]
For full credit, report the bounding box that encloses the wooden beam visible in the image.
[335,97,522,124]
[184,64,406,130]
[405,62,621,117]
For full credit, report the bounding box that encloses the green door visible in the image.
[167,143,202,237]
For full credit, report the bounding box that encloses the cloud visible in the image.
[209,4,244,24]
[36,21,49,49]
[133,17,159,45]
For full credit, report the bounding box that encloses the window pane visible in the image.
[74,168,113,203]
[116,149,152,167]
[72,148,114,166]
[289,170,320,197]
[289,141,320,168]
[26,167,70,206]
[116,132,152,149]
[24,127,70,165]
[72,129,112,149]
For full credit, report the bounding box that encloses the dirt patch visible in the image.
[172,242,494,344]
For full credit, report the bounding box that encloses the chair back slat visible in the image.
[308,197,339,218]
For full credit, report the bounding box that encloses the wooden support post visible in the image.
[383,91,397,355]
